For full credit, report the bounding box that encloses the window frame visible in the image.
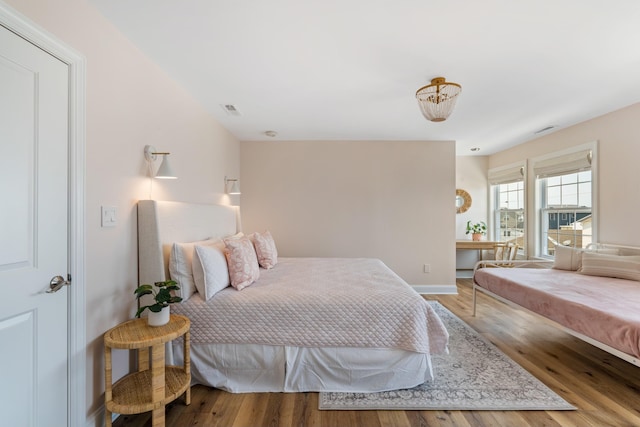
[488,162,526,256]
[492,182,526,254]
[532,142,598,259]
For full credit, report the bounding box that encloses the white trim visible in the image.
[0,3,87,427]
[86,407,118,427]
[411,284,458,295]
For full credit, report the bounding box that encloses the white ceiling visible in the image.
[89,0,640,155]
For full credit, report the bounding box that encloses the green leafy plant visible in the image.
[134,280,182,318]
[465,220,487,235]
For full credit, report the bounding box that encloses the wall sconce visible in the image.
[225,176,241,195]
[144,145,177,179]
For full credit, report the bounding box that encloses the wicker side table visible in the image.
[104,314,190,427]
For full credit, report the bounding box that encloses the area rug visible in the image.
[319,302,575,410]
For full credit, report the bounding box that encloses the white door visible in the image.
[0,24,69,427]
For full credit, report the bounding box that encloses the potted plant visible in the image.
[134,280,182,326]
[466,220,487,241]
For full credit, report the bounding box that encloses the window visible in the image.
[489,164,525,253]
[534,146,595,257]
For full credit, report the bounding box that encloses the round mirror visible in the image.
[456,189,472,214]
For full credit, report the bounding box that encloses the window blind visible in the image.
[488,164,525,185]
[533,149,592,178]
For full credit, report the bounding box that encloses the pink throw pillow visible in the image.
[223,236,260,290]
[250,230,278,269]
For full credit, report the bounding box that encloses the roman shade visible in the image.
[533,149,592,178]
[488,164,525,185]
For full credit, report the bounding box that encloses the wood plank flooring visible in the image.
[112,279,640,427]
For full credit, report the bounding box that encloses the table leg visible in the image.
[151,407,165,427]
[104,346,112,427]
[151,343,165,427]
[184,330,191,405]
[138,347,149,371]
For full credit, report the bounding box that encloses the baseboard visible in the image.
[86,405,118,427]
[411,284,458,295]
[456,269,474,279]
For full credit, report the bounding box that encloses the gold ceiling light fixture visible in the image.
[415,77,462,122]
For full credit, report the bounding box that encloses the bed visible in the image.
[472,244,640,367]
[137,200,449,393]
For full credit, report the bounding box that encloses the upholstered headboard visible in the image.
[137,200,239,285]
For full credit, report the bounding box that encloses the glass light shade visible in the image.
[416,77,462,122]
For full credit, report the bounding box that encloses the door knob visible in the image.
[47,275,71,293]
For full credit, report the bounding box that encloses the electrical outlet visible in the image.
[423,264,431,273]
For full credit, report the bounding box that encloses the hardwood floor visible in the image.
[113,279,640,427]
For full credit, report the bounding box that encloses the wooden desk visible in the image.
[456,240,498,260]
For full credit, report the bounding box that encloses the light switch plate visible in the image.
[101,206,117,227]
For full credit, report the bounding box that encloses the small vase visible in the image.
[148,306,170,327]
[472,233,482,241]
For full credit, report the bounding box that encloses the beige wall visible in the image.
[240,140,456,286]
[4,0,241,422]
[455,156,489,268]
[489,102,640,253]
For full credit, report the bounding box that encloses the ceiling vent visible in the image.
[534,125,555,134]
[220,104,241,116]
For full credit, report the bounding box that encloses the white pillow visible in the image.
[553,245,621,271]
[169,238,212,300]
[579,252,640,281]
[192,240,230,300]
[552,245,582,271]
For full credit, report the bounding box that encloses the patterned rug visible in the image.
[319,302,575,410]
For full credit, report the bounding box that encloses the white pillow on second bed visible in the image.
[552,245,620,271]
[579,252,640,281]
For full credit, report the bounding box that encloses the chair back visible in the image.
[494,242,518,262]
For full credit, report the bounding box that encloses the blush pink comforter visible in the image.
[174,258,449,355]
[474,268,640,358]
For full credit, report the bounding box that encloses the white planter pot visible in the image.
[148,306,170,327]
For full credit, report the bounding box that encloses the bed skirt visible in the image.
[169,342,433,393]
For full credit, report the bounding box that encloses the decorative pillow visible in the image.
[225,231,245,240]
[552,245,582,271]
[169,238,212,300]
[223,236,260,290]
[553,245,621,271]
[192,240,230,301]
[579,252,640,281]
[250,230,278,269]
